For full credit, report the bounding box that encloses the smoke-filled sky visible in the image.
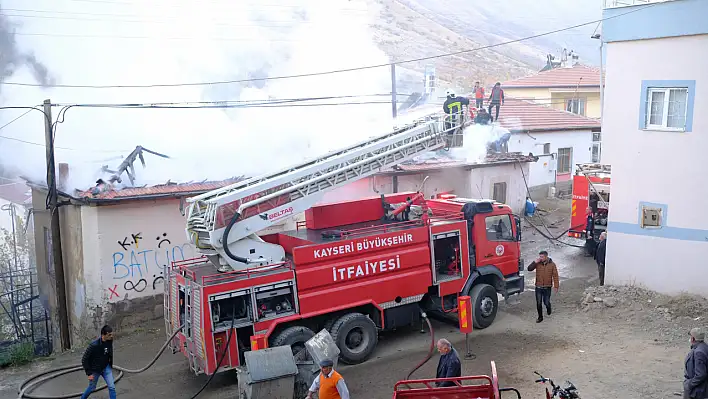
[0,0,407,190]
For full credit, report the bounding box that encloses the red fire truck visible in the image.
[568,163,610,239]
[165,114,525,376]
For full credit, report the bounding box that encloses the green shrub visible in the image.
[0,342,35,367]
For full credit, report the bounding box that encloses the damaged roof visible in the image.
[391,151,538,173]
[497,98,601,132]
[74,179,242,202]
[502,64,602,88]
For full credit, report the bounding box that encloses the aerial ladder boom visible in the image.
[186,113,450,272]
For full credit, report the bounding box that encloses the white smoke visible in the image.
[0,0,402,191]
[448,123,512,163]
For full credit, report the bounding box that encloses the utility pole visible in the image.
[390,63,398,118]
[43,99,70,350]
[591,33,604,119]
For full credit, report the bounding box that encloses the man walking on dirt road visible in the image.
[527,251,560,323]
[306,359,350,399]
[684,327,708,399]
[435,338,462,387]
[80,325,116,399]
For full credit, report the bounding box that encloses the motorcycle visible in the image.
[533,371,582,399]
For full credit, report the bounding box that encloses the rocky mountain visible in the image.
[368,0,602,92]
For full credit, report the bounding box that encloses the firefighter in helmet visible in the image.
[443,89,470,133]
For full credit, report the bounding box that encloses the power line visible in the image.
[0,10,369,28]
[0,109,35,132]
[39,0,370,11]
[1,3,659,89]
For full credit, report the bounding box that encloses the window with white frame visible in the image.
[566,98,586,116]
[645,87,688,130]
[592,132,601,163]
[557,147,572,174]
[543,143,550,154]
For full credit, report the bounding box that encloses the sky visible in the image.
[0,0,409,190]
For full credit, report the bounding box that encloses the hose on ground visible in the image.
[405,311,435,383]
[17,325,184,399]
[186,303,237,399]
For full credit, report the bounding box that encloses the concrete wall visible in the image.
[503,87,602,118]
[508,129,596,189]
[31,189,89,347]
[502,88,554,106]
[602,27,708,294]
[95,199,196,331]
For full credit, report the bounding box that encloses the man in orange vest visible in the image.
[305,359,350,399]
[473,81,485,109]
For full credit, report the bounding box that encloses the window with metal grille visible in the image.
[645,87,688,130]
[492,182,507,204]
[557,147,572,173]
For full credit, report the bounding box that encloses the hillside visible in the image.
[368,0,602,92]
[367,0,536,92]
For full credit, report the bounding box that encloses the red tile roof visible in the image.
[503,64,602,88]
[76,179,241,201]
[393,152,537,172]
[496,98,601,132]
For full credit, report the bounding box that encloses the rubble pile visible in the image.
[578,285,708,343]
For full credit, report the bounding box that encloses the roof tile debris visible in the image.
[76,179,242,201]
[393,151,537,172]
[502,64,602,88]
[496,98,601,131]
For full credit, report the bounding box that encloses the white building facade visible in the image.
[602,0,708,295]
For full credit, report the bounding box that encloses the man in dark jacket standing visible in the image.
[584,206,596,257]
[527,251,560,323]
[435,338,462,387]
[685,327,708,399]
[81,325,116,399]
[594,232,607,286]
[487,82,504,121]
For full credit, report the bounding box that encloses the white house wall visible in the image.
[508,129,595,188]
[95,199,196,305]
[602,2,708,296]
[467,163,529,214]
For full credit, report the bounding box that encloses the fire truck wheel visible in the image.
[470,283,498,329]
[330,313,378,365]
[270,326,315,361]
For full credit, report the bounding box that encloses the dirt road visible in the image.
[1,199,701,398]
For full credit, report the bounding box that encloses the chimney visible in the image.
[58,163,69,191]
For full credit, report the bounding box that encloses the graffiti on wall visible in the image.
[106,231,194,302]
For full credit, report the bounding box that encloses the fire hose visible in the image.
[17,325,185,399]
[18,305,236,399]
[404,311,435,382]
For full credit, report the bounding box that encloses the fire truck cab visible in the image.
[165,192,524,375]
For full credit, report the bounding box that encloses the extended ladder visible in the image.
[186,113,450,256]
